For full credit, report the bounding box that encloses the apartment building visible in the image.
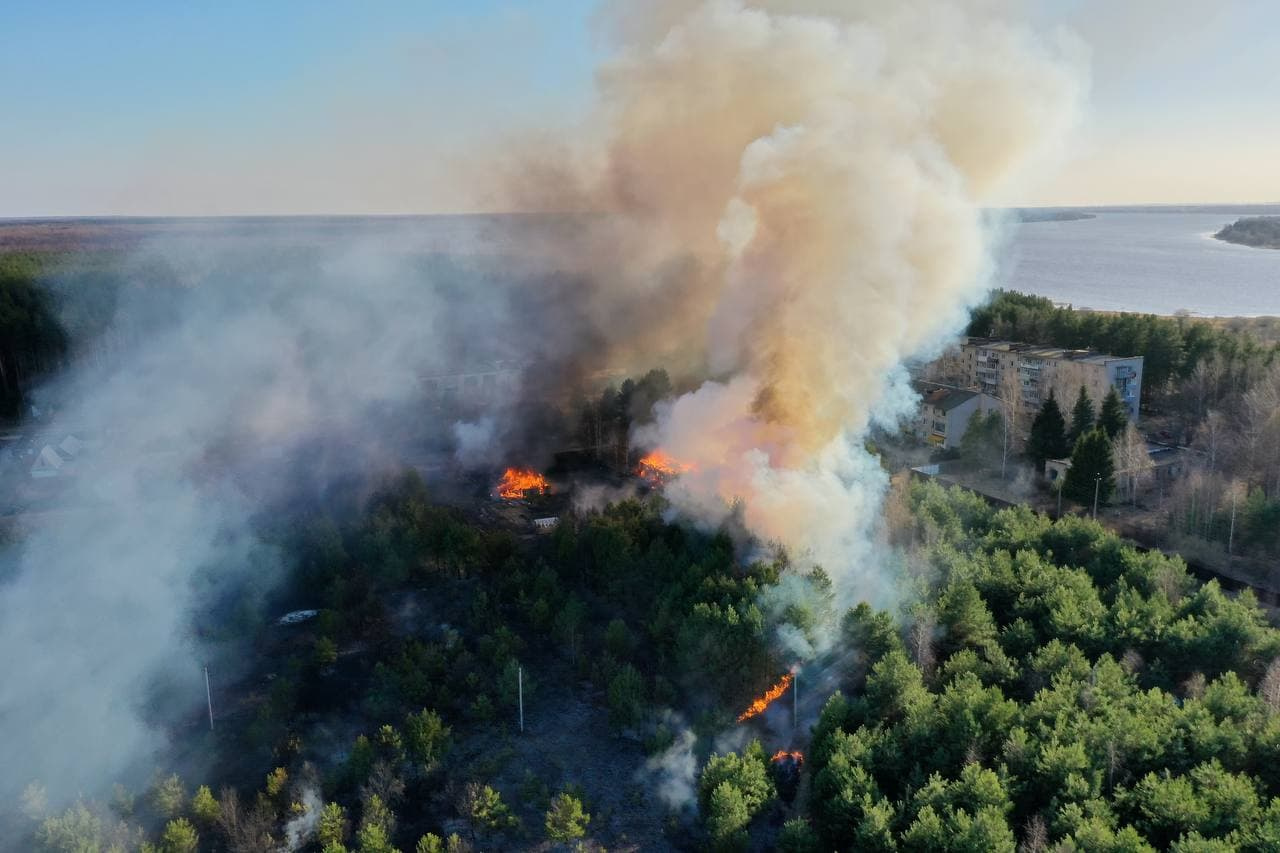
[934,337,1143,422]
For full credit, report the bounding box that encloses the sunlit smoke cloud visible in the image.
[499,0,1083,604]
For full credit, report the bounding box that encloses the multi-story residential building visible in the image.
[909,381,1001,449]
[934,337,1143,422]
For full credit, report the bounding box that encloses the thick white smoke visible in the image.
[0,230,536,809]
[555,0,1086,601]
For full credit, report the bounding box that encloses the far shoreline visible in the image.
[1212,215,1280,250]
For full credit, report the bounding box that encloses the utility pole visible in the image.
[1092,475,1101,520]
[204,666,214,731]
[1228,488,1238,558]
[518,665,524,733]
[792,671,798,731]
[1057,483,1063,519]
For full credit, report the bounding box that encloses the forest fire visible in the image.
[736,672,794,722]
[770,750,805,800]
[636,449,693,484]
[495,467,549,500]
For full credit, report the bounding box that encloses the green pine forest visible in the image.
[22,472,1280,852]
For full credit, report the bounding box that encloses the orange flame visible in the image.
[496,467,549,500]
[736,672,794,722]
[637,449,693,484]
[771,750,804,764]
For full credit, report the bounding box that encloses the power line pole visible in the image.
[1228,487,1238,558]
[204,666,214,731]
[1092,475,1101,520]
[792,671,798,731]
[518,665,524,733]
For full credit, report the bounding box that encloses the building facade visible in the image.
[937,337,1143,422]
[420,360,525,406]
[909,381,1001,449]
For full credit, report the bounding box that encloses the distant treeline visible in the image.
[967,290,1280,400]
[0,253,68,418]
[1215,217,1280,250]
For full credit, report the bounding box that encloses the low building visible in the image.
[1046,442,1191,490]
[27,433,93,479]
[420,360,525,406]
[29,445,66,478]
[909,381,1001,449]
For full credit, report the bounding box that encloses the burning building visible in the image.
[636,449,693,486]
[494,467,550,500]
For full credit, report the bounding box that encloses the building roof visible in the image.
[1049,442,1189,467]
[963,337,1141,363]
[914,381,978,413]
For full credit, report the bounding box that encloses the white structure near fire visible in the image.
[29,434,94,479]
[908,381,1001,449]
[420,360,525,406]
[927,337,1143,422]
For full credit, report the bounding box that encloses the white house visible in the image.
[30,445,65,478]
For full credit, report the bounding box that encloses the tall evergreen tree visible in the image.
[1098,386,1128,439]
[1027,390,1070,473]
[1068,385,1094,447]
[1063,428,1116,506]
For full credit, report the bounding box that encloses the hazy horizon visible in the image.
[4,202,1280,223]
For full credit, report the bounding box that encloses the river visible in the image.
[998,207,1280,317]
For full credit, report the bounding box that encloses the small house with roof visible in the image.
[910,381,1001,449]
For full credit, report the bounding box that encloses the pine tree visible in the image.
[544,792,590,844]
[1098,387,1127,439]
[1027,390,1070,473]
[191,785,220,826]
[1063,428,1116,506]
[160,819,199,853]
[1068,386,1094,447]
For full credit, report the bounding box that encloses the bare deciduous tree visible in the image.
[216,788,277,853]
[1260,658,1280,712]
[1113,422,1154,504]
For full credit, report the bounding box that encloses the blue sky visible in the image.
[1,0,1276,215]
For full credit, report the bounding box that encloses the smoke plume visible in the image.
[0,231,543,811]
[500,0,1082,599]
[0,0,1083,818]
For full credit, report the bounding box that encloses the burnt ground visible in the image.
[445,661,678,851]
[156,593,680,851]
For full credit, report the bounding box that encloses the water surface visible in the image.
[1000,208,1280,316]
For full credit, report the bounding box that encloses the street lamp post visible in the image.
[1092,475,1101,520]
